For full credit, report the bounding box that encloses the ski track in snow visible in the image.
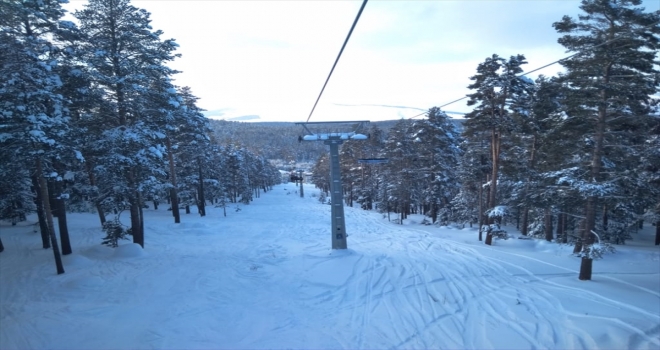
[1,183,659,349]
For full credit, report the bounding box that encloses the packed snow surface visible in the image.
[1,183,659,349]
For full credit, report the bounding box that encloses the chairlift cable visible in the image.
[305,0,368,123]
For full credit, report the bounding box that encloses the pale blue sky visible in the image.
[64,0,660,122]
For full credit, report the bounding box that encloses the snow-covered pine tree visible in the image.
[452,132,490,237]
[338,136,364,208]
[205,145,231,217]
[463,54,534,244]
[0,158,33,226]
[63,66,110,225]
[311,153,331,195]
[238,149,256,205]
[552,0,660,280]
[379,119,413,223]
[356,125,387,211]
[639,124,660,245]
[170,86,212,216]
[220,144,247,204]
[75,0,181,247]
[411,107,462,224]
[0,0,81,272]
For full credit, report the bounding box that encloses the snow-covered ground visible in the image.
[1,183,659,349]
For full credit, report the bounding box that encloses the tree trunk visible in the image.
[431,203,438,224]
[170,188,180,222]
[138,191,145,247]
[36,159,65,274]
[580,201,598,280]
[579,141,604,278]
[85,161,105,225]
[485,225,493,245]
[166,137,180,224]
[0,237,4,252]
[32,174,51,249]
[485,174,493,246]
[489,129,500,216]
[478,180,483,241]
[544,207,553,242]
[47,181,58,218]
[602,204,608,237]
[562,212,568,244]
[557,210,565,243]
[655,221,659,246]
[127,169,144,248]
[520,135,536,236]
[198,160,206,217]
[521,207,529,236]
[579,59,611,280]
[574,216,586,254]
[578,257,593,280]
[300,180,304,199]
[53,179,72,255]
[130,197,143,247]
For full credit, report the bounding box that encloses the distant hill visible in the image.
[208,118,464,165]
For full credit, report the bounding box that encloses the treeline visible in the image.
[209,120,327,164]
[207,119,406,164]
[0,0,281,272]
[310,0,660,280]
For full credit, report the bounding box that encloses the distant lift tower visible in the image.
[296,121,369,249]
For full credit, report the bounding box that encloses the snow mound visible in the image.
[113,243,145,258]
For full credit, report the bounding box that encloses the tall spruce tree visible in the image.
[553,0,660,280]
[75,0,180,247]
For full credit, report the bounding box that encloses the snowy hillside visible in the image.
[1,183,659,349]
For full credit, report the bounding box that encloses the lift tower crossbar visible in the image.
[296,121,369,249]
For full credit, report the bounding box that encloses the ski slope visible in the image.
[1,183,659,349]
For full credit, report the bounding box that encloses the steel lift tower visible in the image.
[296,121,369,249]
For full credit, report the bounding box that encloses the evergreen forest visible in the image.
[1,0,658,281]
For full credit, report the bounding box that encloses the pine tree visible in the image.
[553,0,660,280]
[0,0,80,273]
[357,125,387,210]
[411,108,462,224]
[311,153,331,195]
[381,119,416,223]
[174,87,212,216]
[452,132,490,236]
[75,0,181,247]
[463,54,534,244]
[205,144,231,216]
[505,76,567,238]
